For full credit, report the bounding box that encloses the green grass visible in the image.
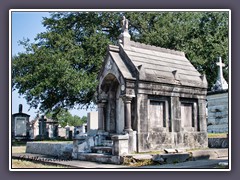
[12,141,27,146]
[123,157,157,167]
[12,159,69,168]
[12,146,26,153]
[214,165,229,169]
[208,133,227,138]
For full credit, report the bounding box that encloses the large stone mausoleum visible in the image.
[96,17,208,153]
[71,17,209,163]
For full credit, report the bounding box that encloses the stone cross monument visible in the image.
[212,57,228,91]
[38,115,47,139]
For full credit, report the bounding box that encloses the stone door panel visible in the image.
[149,101,165,130]
[181,103,193,128]
[15,117,26,136]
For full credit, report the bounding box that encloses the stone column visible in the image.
[198,99,207,132]
[122,95,136,153]
[170,96,182,147]
[122,95,133,132]
[170,96,181,132]
[97,100,107,133]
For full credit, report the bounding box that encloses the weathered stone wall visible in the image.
[136,81,208,152]
[207,91,228,133]
[208,138,228,148]
[26,142,73,157]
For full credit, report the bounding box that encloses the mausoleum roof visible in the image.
[12,112,30,117]
[108,46,134,80]
[106,41,207,88]
[100,16,207,89]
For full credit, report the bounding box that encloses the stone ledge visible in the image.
[26,142,73,158]
[208,138,229,148]
[75,148,228,165]
[111,134,129,140]
[77,153,123,164]
[153,153,190,164]
[190,148,228,160]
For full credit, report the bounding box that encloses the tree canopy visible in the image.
[12,11,229,114]
[45,109,87,127]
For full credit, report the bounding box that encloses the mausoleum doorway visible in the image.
[100,73,124,134]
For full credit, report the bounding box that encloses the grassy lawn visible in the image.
[12,159,69,168]
[208,133,228,138]
[12,146,26,153]
[12,141,27,146]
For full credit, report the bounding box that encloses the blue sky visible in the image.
[11,11,95,120]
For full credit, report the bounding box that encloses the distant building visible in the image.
[207,57,228,133]
[29,115,58,139]
[74,123,87,136]
[12,104,30,140]
[87,112,98,135]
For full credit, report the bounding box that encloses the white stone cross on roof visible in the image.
[216,57,226,83]
[216,56,225,70]
[212,57,228,91]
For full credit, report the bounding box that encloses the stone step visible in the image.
[190,148,228,160]
[101,140,113,147]
[152,153,190,164]
[91,146,112,155]
[77,153,122,164]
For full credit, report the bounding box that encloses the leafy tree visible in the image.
[125,12,229,88]
[12,12,122,115]
[45,109,86,127]
[81,115,87,124]
[12,12,229,115]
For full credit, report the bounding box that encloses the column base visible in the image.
[97,130,109,136]
[123,129,133,134]
[97,129,104,134]
[112,134,129,156]
[122,130,137,153]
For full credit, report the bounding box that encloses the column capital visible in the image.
[121,94,134,103]
[97,103,104,108]
[98,91,108,101]
[98,99,107,105]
